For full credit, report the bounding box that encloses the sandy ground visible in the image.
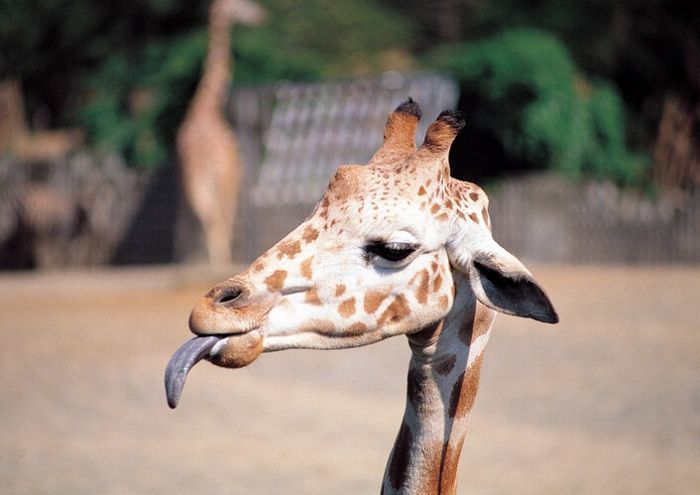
[1,264,698,494]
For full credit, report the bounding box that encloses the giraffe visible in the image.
[165,99,559,494]
[176,0,265,264]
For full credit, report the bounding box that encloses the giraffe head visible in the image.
[210,0,267,27]
[166,99,558,408]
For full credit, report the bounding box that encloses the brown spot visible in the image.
[253,261,265,273]
[363,288,391,314]
[264,270,287,292]
[469,192,479,201]
[452,356,484,417]
[335,284,346,297]
[276,239,301,259]
[300,256,313,280]
[439,294,450,310]
[346,322,367,335]
[302,225,319,243]
[338,297,356,317]
[417,185,427,196]
[468,212,479,223]
[378,295,411,326]
[459,301,494,345]
[436,212,449,222]
[414,269,430,304]
[432,273,443,292]
[430,261,439,273]
[444,198,453,209]
[305,287,322,305]
[388,422,413,490]
[482,207,491,229]
[435,354,457,376]
[456,210,466,221]
[430,203,440,214]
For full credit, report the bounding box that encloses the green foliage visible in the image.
[432,29,648,187]
[2,0,416,170]
[76,30,209,169]
[233,29,325,84]
[392,0,699,155]
[249,0,415,78]
[231,0,416,85]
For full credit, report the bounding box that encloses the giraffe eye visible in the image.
[366,242,417,263]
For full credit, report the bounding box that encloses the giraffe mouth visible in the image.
[164,335,222,409]
[165,331,265,409]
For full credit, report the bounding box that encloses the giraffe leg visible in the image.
[206,162,240,265]
[203,215,233,265]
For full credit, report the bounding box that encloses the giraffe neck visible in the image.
[191,16,234,116]
[381,273,495,495]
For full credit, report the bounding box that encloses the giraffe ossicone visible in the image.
[165,98,558,494]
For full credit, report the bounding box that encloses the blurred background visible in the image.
[1,1,699,494]
[1,0,699,266]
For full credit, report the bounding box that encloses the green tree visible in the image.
[432,29,647,186]
[1,0,416,169]
[393,0,699,151]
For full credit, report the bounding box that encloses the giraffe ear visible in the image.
[447,230,559,324]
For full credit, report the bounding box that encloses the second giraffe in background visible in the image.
[177,0,266,264]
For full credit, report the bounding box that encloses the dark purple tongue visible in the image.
[164,336,221,409]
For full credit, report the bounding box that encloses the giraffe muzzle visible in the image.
[188,279,275,336]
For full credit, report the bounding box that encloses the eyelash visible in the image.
[365,242,417,262]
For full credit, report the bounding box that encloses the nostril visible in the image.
[212,285,243,306]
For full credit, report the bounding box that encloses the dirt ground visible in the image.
[1,264,698,494]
